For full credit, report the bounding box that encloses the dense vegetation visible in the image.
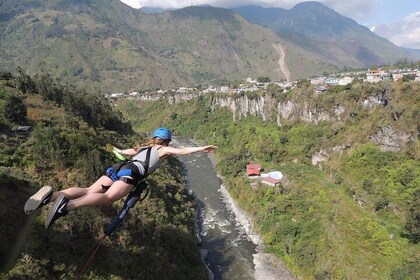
[0,70,207,279]
[119,79,420,279]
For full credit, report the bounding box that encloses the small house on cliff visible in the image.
[246,164,262,178]
[262,177,281,187]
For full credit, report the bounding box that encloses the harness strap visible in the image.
[143,146,152,175]
[105,147,153,185]
[104,181,149,236]
[119,176,136,185]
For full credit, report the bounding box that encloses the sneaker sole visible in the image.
[45,194,65,229]
[24,186,52,215]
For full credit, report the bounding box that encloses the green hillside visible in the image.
[0,70,207,279]
[0,0,336,93]
[118,80,420,279]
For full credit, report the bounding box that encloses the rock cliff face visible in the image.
[174,94,346,126]
[212,94,349,126]
[211,95,277,122]
[137,90,414,155]
[141,92,345,125]
[369,125,412,152]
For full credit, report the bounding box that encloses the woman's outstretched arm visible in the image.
[161,145,218,156]
[113,147,138,156]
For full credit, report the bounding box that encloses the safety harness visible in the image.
[105,147,152,186]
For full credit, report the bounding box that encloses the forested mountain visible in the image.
[0,0,333,93]
[0,0,414,94]
[234,2,408,68]
[0,70,207,279]
[118,78,420,279]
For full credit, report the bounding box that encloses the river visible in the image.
[174,138,294,280]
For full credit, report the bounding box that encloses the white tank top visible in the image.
[132,146,161,175]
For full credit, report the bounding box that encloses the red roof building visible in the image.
[246,164,262,177]
[262,177,281,187]
[247,164,262,170]
[247,168,260,177]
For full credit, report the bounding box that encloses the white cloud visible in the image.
[119,0,141,9]
[374,12,420,49]
[119,0,420,49]
[119,0,378,18]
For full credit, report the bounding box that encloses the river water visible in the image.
[174,138,294,280]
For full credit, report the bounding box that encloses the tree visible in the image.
[16,67,37,94]
[402,75,415,82]
[405,190,420,243]
[4,95,27,124]
[257,76,271,83]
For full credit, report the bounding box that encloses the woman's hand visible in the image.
[202,145,218,153]
[112,147,127,160]
[113,147,138,157]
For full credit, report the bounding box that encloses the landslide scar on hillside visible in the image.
[272,43,291,82]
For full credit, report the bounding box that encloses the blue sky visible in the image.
[361,0,419,25]
[119,0,420,49]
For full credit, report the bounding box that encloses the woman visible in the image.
[24,127,217,229]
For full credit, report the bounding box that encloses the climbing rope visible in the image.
[57,236,104,279]
[75,235,107,280]
[58,181,149,280]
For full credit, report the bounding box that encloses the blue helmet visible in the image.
[153,127,172,140]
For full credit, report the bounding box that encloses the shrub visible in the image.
[391,262,420,280]
[4,95,27,124]
[405,191,420,243]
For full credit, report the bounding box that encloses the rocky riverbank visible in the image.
[219,183,295,280]
[205,151,295,280]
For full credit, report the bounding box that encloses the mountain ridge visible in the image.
[1,1,335,92]
[233,2,408,67]
[0,0,415,93]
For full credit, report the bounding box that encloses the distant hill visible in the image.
[402,47,420,61]
[0,0,414,93]
[0,0,335,92]
[140,6,166,13]
[234,2,409,68]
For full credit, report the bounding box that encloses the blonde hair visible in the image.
[134,138,171,152]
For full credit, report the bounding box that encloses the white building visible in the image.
[311,76,326,85]
[325,77,339,85]
[338,77,353,85]
[220,86,230,93]
[262,177,281,187]
[176,87,188,93]
[393,73,404,81]
[246,77,257,83]
[109,93,124,98]
[203,86,217,93]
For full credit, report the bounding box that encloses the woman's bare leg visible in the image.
[50,176,113,201]
[66,180,134,210]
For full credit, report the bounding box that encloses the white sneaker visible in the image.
[24,186,53,215]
